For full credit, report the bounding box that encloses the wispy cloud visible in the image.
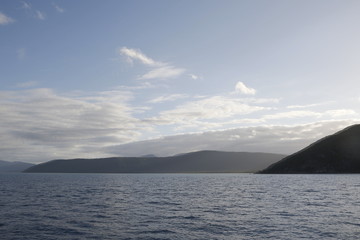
[22,1,31,10]
[35,10,46,20]
[119,47,186,80]
[17,48,26,60]
[21,1,46,20]
[148,94,188,104]
[234,81,256,95]
[286,101,333,109]
[324,109,357,118]
[106,120,360,157]
[263,110,322,120]
[238,97,280,104]
[119,47,162,67]
[0,88,148,162]
[189,74,201,80]
[115,82,156,90]
[1,87,359,162]
[53,3,65,13]
[146,96,267,129]
[16,81,38,88]
[0,12,14,25]
[139,66,185,80]
[261,109,358,122]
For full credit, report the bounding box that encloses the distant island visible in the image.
[23,151,285,173]
[0,160,34,172]
[259,124,360,174]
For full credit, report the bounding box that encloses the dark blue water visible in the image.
[1,173,359,239]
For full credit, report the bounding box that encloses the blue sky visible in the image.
[1,0,360,162]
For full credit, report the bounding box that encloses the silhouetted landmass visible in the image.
[260,124,360,174]
[23,151,285,173]
[0,160,35,172]
[140,154,157,158]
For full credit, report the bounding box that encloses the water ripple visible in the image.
[1,173,359,239]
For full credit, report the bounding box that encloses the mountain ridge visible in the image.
[259,124,360,173]
[23,150,285,173]
[0,160,35,172]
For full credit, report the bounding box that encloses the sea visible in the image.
[1,173,359,240]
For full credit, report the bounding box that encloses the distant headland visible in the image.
[23,151,285,173]
[259,124,360,174]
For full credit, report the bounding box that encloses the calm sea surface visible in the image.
[1,173,359,239]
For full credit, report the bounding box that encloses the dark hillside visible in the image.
[260,124,360,173]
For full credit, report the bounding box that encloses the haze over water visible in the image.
[1,173,359,239]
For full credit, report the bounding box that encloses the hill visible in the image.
[259,124,360,173]
[0,160,35,172]
[23,151,285,173]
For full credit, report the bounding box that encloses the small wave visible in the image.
[32,224,87,236]
[140,229,176,234]
[94,214,110,219]
[343,221,360,227]
[67,219,94,229]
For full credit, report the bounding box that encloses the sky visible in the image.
[1,0,360,163]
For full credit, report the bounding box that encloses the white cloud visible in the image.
[147,96,266,128]
[0,12,14,25]
[35,10,46,20]
[22,1,31,10]
[0,89,148,162]
[262,109,358,121]
[21,2,46,20]
[286,101,334,109]
[238,97,280,104]
[53,4,65,13]
[1,88,359,163]
[119,47,186,80]
[189,74,200,80]
[148,94,188,104]
[324,109,357,118]
[287,103,322,109]
[235,81,256,95]
[263,110,322,120]
[119,47,162,66]
[139,66,185,80]
[115,82,155,90]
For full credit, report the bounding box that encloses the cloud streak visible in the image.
[120,47,161,66]
[119,47,186,80]
[35,10,46,20]
[0,12,14,25]
[53,3,65,13]
[21,1,46,20]
[22,1,31,9]
[146,96,267,130]
[148,94,189,104]
[139,66,185,80]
